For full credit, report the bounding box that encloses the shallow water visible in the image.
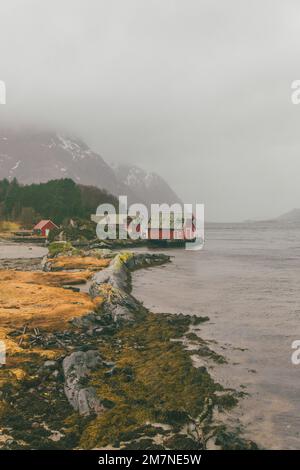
[0,243,47,259]
[132,223,300,449]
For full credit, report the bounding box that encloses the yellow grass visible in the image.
[0,281,98,330]
[0,260,103,385]
[0,221,20,232]
[0,270,103,368]
[0,221,21,239]
[49,256,111,271]
[0,270,92,286]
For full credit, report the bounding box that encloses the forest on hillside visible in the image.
[0,178,118,226]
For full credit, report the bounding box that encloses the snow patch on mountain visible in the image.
[11,160,21,171]
[0,129,181,206]
[114,164,182,206]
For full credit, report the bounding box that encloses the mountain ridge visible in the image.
[275,208,300,223]
[0,129,181,207]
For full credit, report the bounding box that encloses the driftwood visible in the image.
[12,325,70,350]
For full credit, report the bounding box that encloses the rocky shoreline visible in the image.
[0,244,257,450]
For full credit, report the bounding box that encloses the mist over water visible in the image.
[1,1,300,221]
[132,223,300,449]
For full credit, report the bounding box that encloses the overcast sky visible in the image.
[1,0,300,221]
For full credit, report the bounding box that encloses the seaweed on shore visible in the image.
[77,311,253,449]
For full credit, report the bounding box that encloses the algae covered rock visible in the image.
[91,252,170,295]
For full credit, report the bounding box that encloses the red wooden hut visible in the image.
[33,220,58,237]
[148,212,196,241]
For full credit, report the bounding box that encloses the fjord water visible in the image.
[132,223,300,449]
[0,243,47,259]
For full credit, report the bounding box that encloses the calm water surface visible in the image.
[132,223,300,449]
[0,243,47,259]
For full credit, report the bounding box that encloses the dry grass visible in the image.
[0,221,20,232]
[0,259,103,388]
[0,280,98,330]
[0,270,102,363]
[0,270,92,286]
[0,221,21,239]
[49,256,111,271]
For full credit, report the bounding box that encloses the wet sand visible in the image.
[132,223,300,449]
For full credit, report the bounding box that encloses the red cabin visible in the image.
[148,212,196,242]
[33,220,58,237]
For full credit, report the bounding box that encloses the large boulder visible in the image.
[63,350,104,416]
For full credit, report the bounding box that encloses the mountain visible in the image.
[0,129,124,194]
[113,164,182,207]
[245,208,300,225]
[0,129,180,207]
[276,208,300,224]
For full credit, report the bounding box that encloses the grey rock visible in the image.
[43,360,57,369]
[77,387,104,416]
[63,286,80,293]
[63,350,103,416]
[89,252,170,324]
[95,327,104,334]
[70,311,98,328]
[63,350,101,376]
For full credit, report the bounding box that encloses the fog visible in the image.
[0,0,300,221]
